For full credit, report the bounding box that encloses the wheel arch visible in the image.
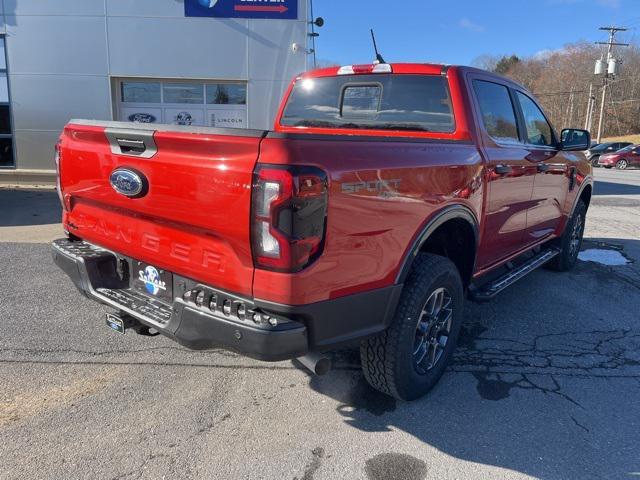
[396,205,479,287]
[577,181,593,211]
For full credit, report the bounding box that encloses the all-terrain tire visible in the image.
[546,199,587,272]
[360,254,464,401]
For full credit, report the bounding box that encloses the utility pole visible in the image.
[587,89,596,133]
[584,83,594,130]
[594,26,629,143]
[567,88,575,127]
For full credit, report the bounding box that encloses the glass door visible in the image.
[0,36,14,167]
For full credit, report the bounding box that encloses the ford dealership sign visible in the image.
[185,0,297,20]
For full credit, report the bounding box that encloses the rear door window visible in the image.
[281,74,455,133]
[472,80,520,144]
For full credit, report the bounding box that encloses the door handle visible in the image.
[494,164,512,175]
[537,163,550,173]
[116,138,147,155]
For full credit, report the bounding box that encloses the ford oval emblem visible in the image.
[128,113,156,123]
[110,168,146,198]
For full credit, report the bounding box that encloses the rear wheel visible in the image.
[360,254,463,401]
[547,199,587,272]
[616,159,628,170]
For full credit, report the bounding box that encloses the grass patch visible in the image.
[602,134,640,145]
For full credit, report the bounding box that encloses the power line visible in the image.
[534,90,589,96]
[610,99,640,104]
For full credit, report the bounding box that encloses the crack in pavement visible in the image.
[571,415,590,434]
[454,328,640,375]
[471,371,584,406]
[455,325,640,403]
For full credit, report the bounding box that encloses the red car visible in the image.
[597,144,640,169]
[52,63,592,400]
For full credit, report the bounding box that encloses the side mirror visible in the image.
[560,128,591,151]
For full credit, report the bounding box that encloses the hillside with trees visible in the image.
[474,42,640,139]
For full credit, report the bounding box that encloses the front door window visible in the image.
[516,92,555,147]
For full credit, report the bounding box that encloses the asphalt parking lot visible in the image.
[1,169,639,480]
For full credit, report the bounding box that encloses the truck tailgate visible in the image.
[58,120,266,296]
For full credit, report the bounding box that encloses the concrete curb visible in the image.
[0,169,56,188]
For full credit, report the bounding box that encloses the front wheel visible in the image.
[616,159,628,170]
[360,254,464,401]
[547,199,587,272]
[591,157,600,167]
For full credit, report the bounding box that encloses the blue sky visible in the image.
[313,0,640,66]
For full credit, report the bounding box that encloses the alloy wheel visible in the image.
[413,287,452,374]
[569,213,584,259]
[616,159,628,170]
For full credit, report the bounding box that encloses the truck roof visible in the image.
[301,63,447,78]
[298,62,528,93]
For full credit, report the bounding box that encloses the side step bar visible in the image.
[469,248,560,302]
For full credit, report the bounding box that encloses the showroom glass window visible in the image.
[0,37,14,167]
[117,79,247,128]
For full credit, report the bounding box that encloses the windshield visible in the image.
[280,74,455,133]
[617,145,634,153]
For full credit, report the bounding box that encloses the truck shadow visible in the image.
[307,239,640,479]
[593,179,640,196]
[0,189,61,227]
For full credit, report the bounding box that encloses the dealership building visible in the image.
[0,0,311,184]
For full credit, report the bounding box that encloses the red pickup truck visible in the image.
[52,63,592,400]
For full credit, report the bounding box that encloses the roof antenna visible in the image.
[370,29,386,64]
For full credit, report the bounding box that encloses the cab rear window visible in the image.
[280,74,455,133]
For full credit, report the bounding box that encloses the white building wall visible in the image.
[2,0,309,171]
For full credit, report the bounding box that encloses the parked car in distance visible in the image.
[586,141,634,167]
[52,62,593,401]
[598,144,640,170]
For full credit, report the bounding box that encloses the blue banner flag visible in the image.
[185,0,298,20]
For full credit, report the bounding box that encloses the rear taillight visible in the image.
[54,142,67,212]
[251,164,328,273]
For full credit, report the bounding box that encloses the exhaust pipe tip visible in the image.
[297,353,331,376]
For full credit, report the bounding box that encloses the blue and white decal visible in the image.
[185,0,297,20]
[139,266,167,296]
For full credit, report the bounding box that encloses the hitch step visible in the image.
[469,248,560,302]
